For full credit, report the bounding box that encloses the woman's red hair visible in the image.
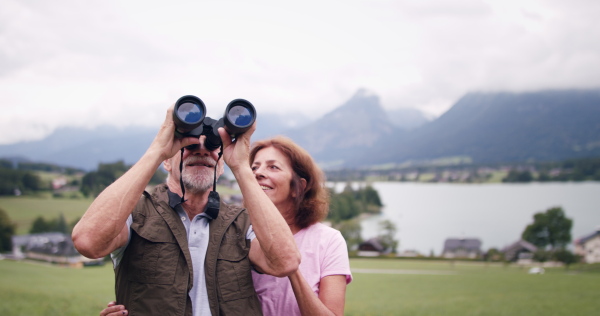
[249,136,329,229]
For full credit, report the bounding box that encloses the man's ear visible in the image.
[163,158,173,173]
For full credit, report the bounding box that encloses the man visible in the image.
[72,107,300,315]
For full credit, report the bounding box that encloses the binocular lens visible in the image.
[223,99,256,135]
[173,96,256,142]
[227,105,253,127]
[176,102,204,124]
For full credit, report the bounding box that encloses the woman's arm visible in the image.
[100,301,128,316]
[288,272,347,316]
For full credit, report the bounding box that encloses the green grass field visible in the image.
[0,196,94,234]
[347,259,599,315]
[0,258,598,315]
[0,260,115,315]
[2,196,599,315]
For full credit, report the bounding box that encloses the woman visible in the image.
[101,136,352,316]
[249,136,352,315]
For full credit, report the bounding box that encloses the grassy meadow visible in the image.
[0,196,93,234]
[347,259,599,316]
[2,196,599,315]
[0,258,599,315]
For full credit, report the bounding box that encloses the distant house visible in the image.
[357,238,386,257]
[11,232,103,267]
[442,238,482,259]
[574,228,600,263]
[501,239,538,263]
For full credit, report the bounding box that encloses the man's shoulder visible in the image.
[132,184,169,214]
[220,200,246,214]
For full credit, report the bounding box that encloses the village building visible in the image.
[442,238,482,259]
[574,228,600,263]
[501,239,538,264]
[11,232,104,268]
[357,238,386,257]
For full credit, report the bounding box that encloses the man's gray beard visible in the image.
[181,156,217,194]
[181,169,213,194]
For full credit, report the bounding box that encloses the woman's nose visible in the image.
[254,167,266,178]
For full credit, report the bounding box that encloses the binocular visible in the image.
[173,95,256,151]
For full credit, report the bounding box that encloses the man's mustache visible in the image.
[183,156,217,168]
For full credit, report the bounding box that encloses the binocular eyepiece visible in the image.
[173,95,256,151]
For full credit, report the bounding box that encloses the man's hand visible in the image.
[149,107,201,162]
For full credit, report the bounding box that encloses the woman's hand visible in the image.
[100,301,128,316]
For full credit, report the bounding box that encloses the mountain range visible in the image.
[1,89,599,171]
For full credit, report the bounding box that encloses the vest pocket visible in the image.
[216,240,254,302]
[128,215,179,285]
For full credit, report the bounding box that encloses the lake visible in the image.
[330,182,600,255]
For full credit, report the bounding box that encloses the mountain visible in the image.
[0,125,159,170]
[346,89,600,167]
[1,89,598,171]
[282,89,402,168]
[387,107,432,131]
[0,113,312,171]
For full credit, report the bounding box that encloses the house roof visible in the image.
[443,238,482,252]
[12,232,71,247]
[501,239,538,253]
[359,238,385,252]
[12,232,80,257]
[575,228,600,245]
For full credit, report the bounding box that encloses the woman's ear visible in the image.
[300,178,307,193]
[291,177,308,198]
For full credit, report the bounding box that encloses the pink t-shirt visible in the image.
[252,223,353,316]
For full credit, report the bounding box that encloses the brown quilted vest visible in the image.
[114,184,262,315]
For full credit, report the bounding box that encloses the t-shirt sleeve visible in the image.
[322,230,353,284]
[110,214,132,268]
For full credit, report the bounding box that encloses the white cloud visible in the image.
[1,0,599,144]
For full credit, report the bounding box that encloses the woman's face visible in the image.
[251,146,295,212]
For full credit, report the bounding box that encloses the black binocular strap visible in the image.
[179,148,186,205]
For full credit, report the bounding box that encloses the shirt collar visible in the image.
[166,188,216,220]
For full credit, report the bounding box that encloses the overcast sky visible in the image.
[1,0,599,144]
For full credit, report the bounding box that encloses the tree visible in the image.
[503,170,533,182]
[533,249,551,263]
[0,208,17,252]
[552,249,580,269]
[335,219,362,251]
[521,207,573,249]
[29,214,70,234]
[81,161,130,197]
[485,248,504,262]
[378,220,398,253]
[30,216,51,234]
[21,172,42,191]
[358,185,383,207]
[54,213,69,234]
